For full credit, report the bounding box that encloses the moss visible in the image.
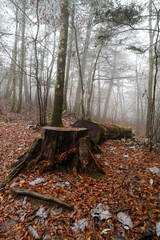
[59,136,63,142]
[117,125,134,138]
[125,142,134,146]
[52,140,57,151]
[92,129,101,144]
[92,174,106,179]
[71,154,79,167]
[113,140,121,143]
[27,159,35,168]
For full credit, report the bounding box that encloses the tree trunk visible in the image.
[102,49,117,121]
[50,0,69,127]
[16,0,26,113]
[24,58,30,104]
[74,26,86,119]
[73,12,93,117]
[11,7,19,112]
[95,67,101,121]
[149,12,159,151]
[146,0,154,137]
[63,1,75,111]
[135,56,140,136]
[86,46,102,119]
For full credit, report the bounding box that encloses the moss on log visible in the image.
[72,120,133,144]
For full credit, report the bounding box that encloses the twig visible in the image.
[121,174,127,185]
[111,207,131,214]
[92,217,98,240]
[64,175,78,188]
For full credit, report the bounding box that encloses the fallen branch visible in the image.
[0,115,10,123]
[11,188,74,210]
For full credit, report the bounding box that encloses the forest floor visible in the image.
[0,102,160,240]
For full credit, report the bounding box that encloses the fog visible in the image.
[0,0,160,142]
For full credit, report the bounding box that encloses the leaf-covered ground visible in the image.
[0,106,160,240]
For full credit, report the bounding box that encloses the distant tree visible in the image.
[63,0,75,111]
[146,0,154,138]
[16,0,26,113]
[11,6,19,112]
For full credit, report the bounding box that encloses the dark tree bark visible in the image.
[73,120,133,144]
[1,127,105,189]
[50,0,69,127]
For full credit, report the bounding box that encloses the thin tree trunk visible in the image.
[29,56,32,109]
[146,0,154,137]
[102,50,117,120]
[16,0,26,113]
[136,56,140,135]
[73,12,93,116]
[11,7,19,112]
[149,11,159,150]
[64,1,75,111]
[86,46,102,119]
[95,68,101,121]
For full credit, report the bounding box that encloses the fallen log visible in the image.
[11,188,74,210]
[73,120,133,144]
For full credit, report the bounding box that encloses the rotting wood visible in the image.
[78,137,104,174]
[73,120,134,144]
[11,188,74,210]
[1,127,105,188]
[36,127,88,164]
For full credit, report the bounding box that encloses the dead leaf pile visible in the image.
[0,107,160,240]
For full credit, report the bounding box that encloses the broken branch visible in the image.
[11,188,74,210]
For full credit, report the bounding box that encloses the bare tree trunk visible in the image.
[63,1,75,111]
[74,26,85,119]
[102,49,117,120]
[86,46,102,119]
[50,0,69,127]
[73,12,93,116]
[136,56,140,135]
[149,11,159,150]
[146,0,154,137]
[24,56,30,104]
[11,7,19,112]
[29,56,32,109]
[16,0,26,113]
[95,67,101,121]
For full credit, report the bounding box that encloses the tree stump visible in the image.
[38,127,88,162]
[1,127,104,188]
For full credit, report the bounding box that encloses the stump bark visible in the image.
[1,127,104,188]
